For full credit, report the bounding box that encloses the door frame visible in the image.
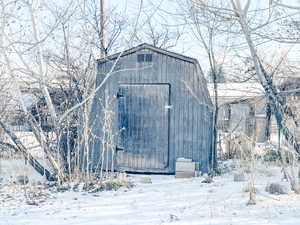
[116,83,171,173]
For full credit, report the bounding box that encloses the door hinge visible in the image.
[116,146,125,152]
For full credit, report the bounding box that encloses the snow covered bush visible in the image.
[265,183,288,195]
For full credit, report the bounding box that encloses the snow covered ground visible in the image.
[1,161,300,225]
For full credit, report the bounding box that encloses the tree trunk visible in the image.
[233,3,300,154]
[212,71,218,171]
[265,102,272,141]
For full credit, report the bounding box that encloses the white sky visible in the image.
[3,0,300,82]
[12,0,292,77]
[105,0,300,76]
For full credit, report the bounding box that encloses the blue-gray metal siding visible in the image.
[89,47,213,173]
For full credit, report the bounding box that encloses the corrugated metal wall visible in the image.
[89,46,213,173]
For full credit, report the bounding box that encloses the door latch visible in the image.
[165,105,173,110]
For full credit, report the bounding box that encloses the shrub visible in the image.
[265,183,288,195]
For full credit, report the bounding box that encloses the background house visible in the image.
[208,77,300,157]
[208,82,267,140]
[278,77,300,142]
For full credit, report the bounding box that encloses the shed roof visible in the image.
[97,43,198,64]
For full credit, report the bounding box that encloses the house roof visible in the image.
[97,43,198,64]
[208,82,265,98]
[207,82,265,104]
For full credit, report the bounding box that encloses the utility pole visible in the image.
[100,0,105,57]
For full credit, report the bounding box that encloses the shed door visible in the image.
[117,84,170,170]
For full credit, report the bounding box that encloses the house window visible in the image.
[137,54,153,63]
[224,104,231,121]
[218,104,231,131]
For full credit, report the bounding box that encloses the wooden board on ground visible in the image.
[175,171,195,178]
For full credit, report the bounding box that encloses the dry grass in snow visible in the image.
[1,160,300,225]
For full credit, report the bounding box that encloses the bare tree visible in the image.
[180,0,235,171]
[184,0,300,194]
[0,0,143,184]
[134,13,182,49]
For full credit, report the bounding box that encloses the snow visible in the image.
[1,162,300,225]
[3,131,45,157]
[0,159,48,184]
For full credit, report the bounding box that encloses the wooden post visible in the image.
[100,0,105,57]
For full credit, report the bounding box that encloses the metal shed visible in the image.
[89,43,214,173]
